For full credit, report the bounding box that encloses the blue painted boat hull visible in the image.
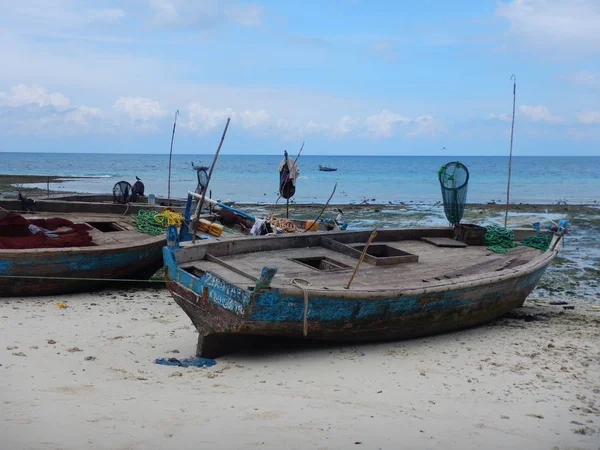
[163,238,555,358]
[1,239,165,297]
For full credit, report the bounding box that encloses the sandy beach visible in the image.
[1,175,599,448]
[1,286,598,450]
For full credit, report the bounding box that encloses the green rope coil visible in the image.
[520,233,552,251]
[134,210,166,236]
[485,225,554,253]
[484,225,516,253]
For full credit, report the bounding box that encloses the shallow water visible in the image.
[3,153,599,204]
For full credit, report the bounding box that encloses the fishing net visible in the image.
[192,162,209,194]
[113,181,133,204]
[278,151,298,200]
[0,213,95,249]
[438,161,469,225]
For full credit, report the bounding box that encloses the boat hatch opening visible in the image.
[291,256,351,272]
[186,266,206,278]
[86,222,127,232]
[351,244,419,266]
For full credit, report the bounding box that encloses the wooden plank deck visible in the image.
[181,239,543,291]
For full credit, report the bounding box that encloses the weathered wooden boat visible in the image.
[0,211,165,297]
[318,164,337,172]
[180,191,348,238]
[0,193,187,216]
[162,226,565,357]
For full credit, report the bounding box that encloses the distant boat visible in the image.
[319,164,337,172]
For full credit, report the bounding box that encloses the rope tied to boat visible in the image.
[268,216,298,233]
[291,278,312,337]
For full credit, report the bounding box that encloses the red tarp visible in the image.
[0,213,96,249]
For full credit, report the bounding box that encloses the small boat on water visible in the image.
[319,164,337,172]
[162,225,565,357]
[0,211,165,297]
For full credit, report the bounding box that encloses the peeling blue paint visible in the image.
[2,247,158,276]
[163,245,548,325]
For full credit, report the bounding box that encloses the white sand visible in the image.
[1,288,599,450]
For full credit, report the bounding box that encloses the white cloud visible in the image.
[368,39,399,62]
[518,104,562,123]
[87,8,126,24]
[496,0,600,51]
[567,127,600,140]
[184,104,234,133]
[149,0,262,28]
[0,83,446,141]
[63,105,104,126]
[0,85,167,134]
[0,84,70,110]
[224,3,263,27]
[331,115,359,137]
[561,70,599,86]
[113,97,165,122]
[239,109,269,129]
[365,110,411,138]
[577,110,600,124]
[407,114,447,137]
[487,113,511,122]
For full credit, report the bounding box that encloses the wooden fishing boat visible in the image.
[0,193,187,216]
[318,164,337,172]
[0,211,165,297]
[162,226,565,357]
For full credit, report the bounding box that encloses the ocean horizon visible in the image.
[2,152,599,205]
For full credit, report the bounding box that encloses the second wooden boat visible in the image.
[0,211,165,297]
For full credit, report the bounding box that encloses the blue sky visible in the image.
[1,0,599,155]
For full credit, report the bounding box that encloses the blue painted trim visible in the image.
[3,245,161,274]
[216,202,255,221]
[164,248,548,325]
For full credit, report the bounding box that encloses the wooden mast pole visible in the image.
[504,75,516,228]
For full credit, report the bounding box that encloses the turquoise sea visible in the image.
[1,153,599,205]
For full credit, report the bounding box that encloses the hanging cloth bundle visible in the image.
[278,150,299,200]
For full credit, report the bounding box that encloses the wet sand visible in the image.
[1,288,599,450]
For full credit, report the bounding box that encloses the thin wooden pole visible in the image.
[303,183,337,232]
[167,110,180,205]
[192,117,231,243]
[293,141,305,165]
[346,230,377,289]
[504,75,516,228]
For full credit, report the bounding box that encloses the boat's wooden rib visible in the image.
[162,226,564,357]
